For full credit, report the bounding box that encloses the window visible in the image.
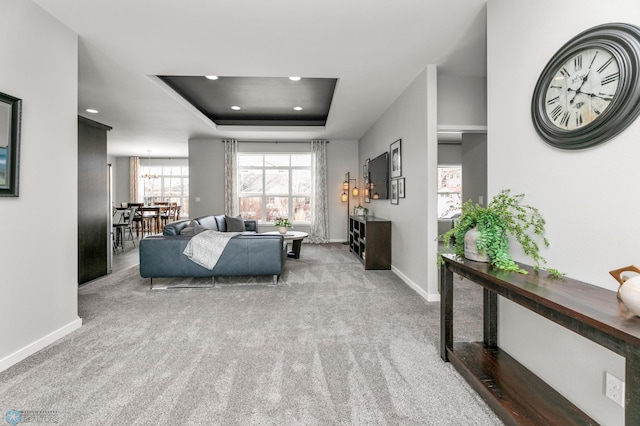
[140,164,190,217]
[238,153,312,223]
[438,166,462,219]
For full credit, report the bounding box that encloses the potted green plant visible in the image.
[438,189,562,277]
[274,217,293,234]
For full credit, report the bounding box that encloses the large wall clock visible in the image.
[531,23,640,149]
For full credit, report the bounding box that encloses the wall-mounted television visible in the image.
[368,152,388,199]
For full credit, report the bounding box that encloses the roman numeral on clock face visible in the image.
[601,72,619,85]
[547,96,560,105]
[574,54,583,71]
[550,105,563,121]
[598,57,614,73]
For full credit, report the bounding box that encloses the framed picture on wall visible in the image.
[0,91,22,197]
[398,178,405,198]
[390,178,399,205]
[390,139,402,178]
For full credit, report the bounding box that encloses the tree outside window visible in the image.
[438,166,462,219]
[238,153,311,223]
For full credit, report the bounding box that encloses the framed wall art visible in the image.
[398,177,405,198]
[390,178,399,205]
[390,139,402,178]
[0,91,22,197]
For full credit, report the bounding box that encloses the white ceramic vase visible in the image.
[609,265,640,317]
[464,227,489,263]
[278,226,287,235]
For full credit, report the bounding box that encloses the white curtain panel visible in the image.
[129,156,140,203]
[309,140,329,243]
[224,139,239,217]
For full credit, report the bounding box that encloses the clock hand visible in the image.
[589,92,614,102]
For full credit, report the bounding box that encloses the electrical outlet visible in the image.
[605,372,625,407]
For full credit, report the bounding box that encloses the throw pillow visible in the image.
[180,220,208,236]
[225,215,246,232]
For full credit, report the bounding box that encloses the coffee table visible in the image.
[263,231,309,259]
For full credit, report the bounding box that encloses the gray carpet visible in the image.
[0,243,502,425]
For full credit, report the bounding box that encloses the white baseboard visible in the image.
[0,317,83,373]
[392,266,441,302]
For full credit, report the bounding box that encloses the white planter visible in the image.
[278,226,287,235]
[464,227,489,263]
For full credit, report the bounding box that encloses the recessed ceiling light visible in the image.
[289,76,301,81]
[293,106,303,111]
[85,108,99,114]
[205,75,219,80]
[231,105,241,111]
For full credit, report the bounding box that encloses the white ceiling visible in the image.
[33,0,487,157]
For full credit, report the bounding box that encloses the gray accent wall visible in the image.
[359,65,439,301]
[461,133,487,207]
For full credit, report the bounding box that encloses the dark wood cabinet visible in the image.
[349,216,391,270]
[78,116,111,284]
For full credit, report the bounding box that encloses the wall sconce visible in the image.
[343,175,358,197]
[341,171,359,244]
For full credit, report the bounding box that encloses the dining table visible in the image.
[138,205,170,234]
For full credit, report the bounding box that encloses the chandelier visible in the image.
[141,150,158,179]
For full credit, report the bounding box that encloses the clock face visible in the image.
[544,48,620,130]
[532,23,640,149]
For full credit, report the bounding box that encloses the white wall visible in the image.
[438,75,487,129]
[359,65,439,300]
[0,0,81,371]
[188,139,358,241]
[488,1,639,423]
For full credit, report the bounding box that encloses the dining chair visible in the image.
[113,206,137,251]
[160,202,178,227]
[127,203,144,236]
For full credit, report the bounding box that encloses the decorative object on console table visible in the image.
[349,215,391,270]
[390,139,402,178]
[437,189,563,277]
[609,265,640,318]
[0,91,22,197]
[354,204,368,216]
[531,23,640,149]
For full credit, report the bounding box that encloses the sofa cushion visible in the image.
[180,220,208,236]
[214,215,226,232]
[194,215,219,231]
[163,219,190,236]
[225,215,246,232]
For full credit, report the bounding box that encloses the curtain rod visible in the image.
[220,140,329,144]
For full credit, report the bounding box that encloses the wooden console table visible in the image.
[440,254,640,425]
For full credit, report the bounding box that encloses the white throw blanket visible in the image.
[183,230,241,270]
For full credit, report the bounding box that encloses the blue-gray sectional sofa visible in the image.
[139,215,287,289]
